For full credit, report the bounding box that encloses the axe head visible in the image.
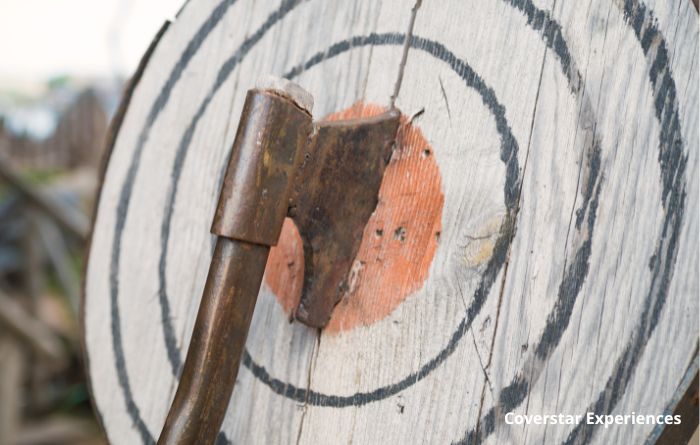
[288,109,400,328]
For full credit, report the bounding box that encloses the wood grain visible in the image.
[83,0,699,444]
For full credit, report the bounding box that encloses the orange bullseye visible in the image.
[263,102,444,333]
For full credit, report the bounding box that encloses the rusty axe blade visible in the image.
[290,110,400,328]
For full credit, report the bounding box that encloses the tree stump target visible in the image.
[83,0,699,444]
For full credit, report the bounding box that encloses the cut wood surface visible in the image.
[83,0,699,444]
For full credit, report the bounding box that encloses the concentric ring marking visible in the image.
[160,32,521,408]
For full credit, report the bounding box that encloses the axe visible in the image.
[157,77,400,444]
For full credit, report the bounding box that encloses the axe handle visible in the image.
[157,85,312,445]
[157,237,269,445]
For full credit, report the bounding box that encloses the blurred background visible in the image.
[0,1,182,443]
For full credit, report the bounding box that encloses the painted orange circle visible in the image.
[263,102,444,333]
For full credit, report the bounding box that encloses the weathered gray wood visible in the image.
[36,215,81,315]
[0,291,64,363]
[83,0,699,444]
[0,337,23,445]
[0,158,89,241]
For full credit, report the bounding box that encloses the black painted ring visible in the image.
[236,33,521,406]
[156,28,521,443]
[141,29,524,414]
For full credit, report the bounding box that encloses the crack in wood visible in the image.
[470,326,494,397]
[295,331,321,445]
[472,3,555,438]
[438,76,452,121]
[390,0,423,108]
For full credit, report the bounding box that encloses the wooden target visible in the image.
[83,0,699,443]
